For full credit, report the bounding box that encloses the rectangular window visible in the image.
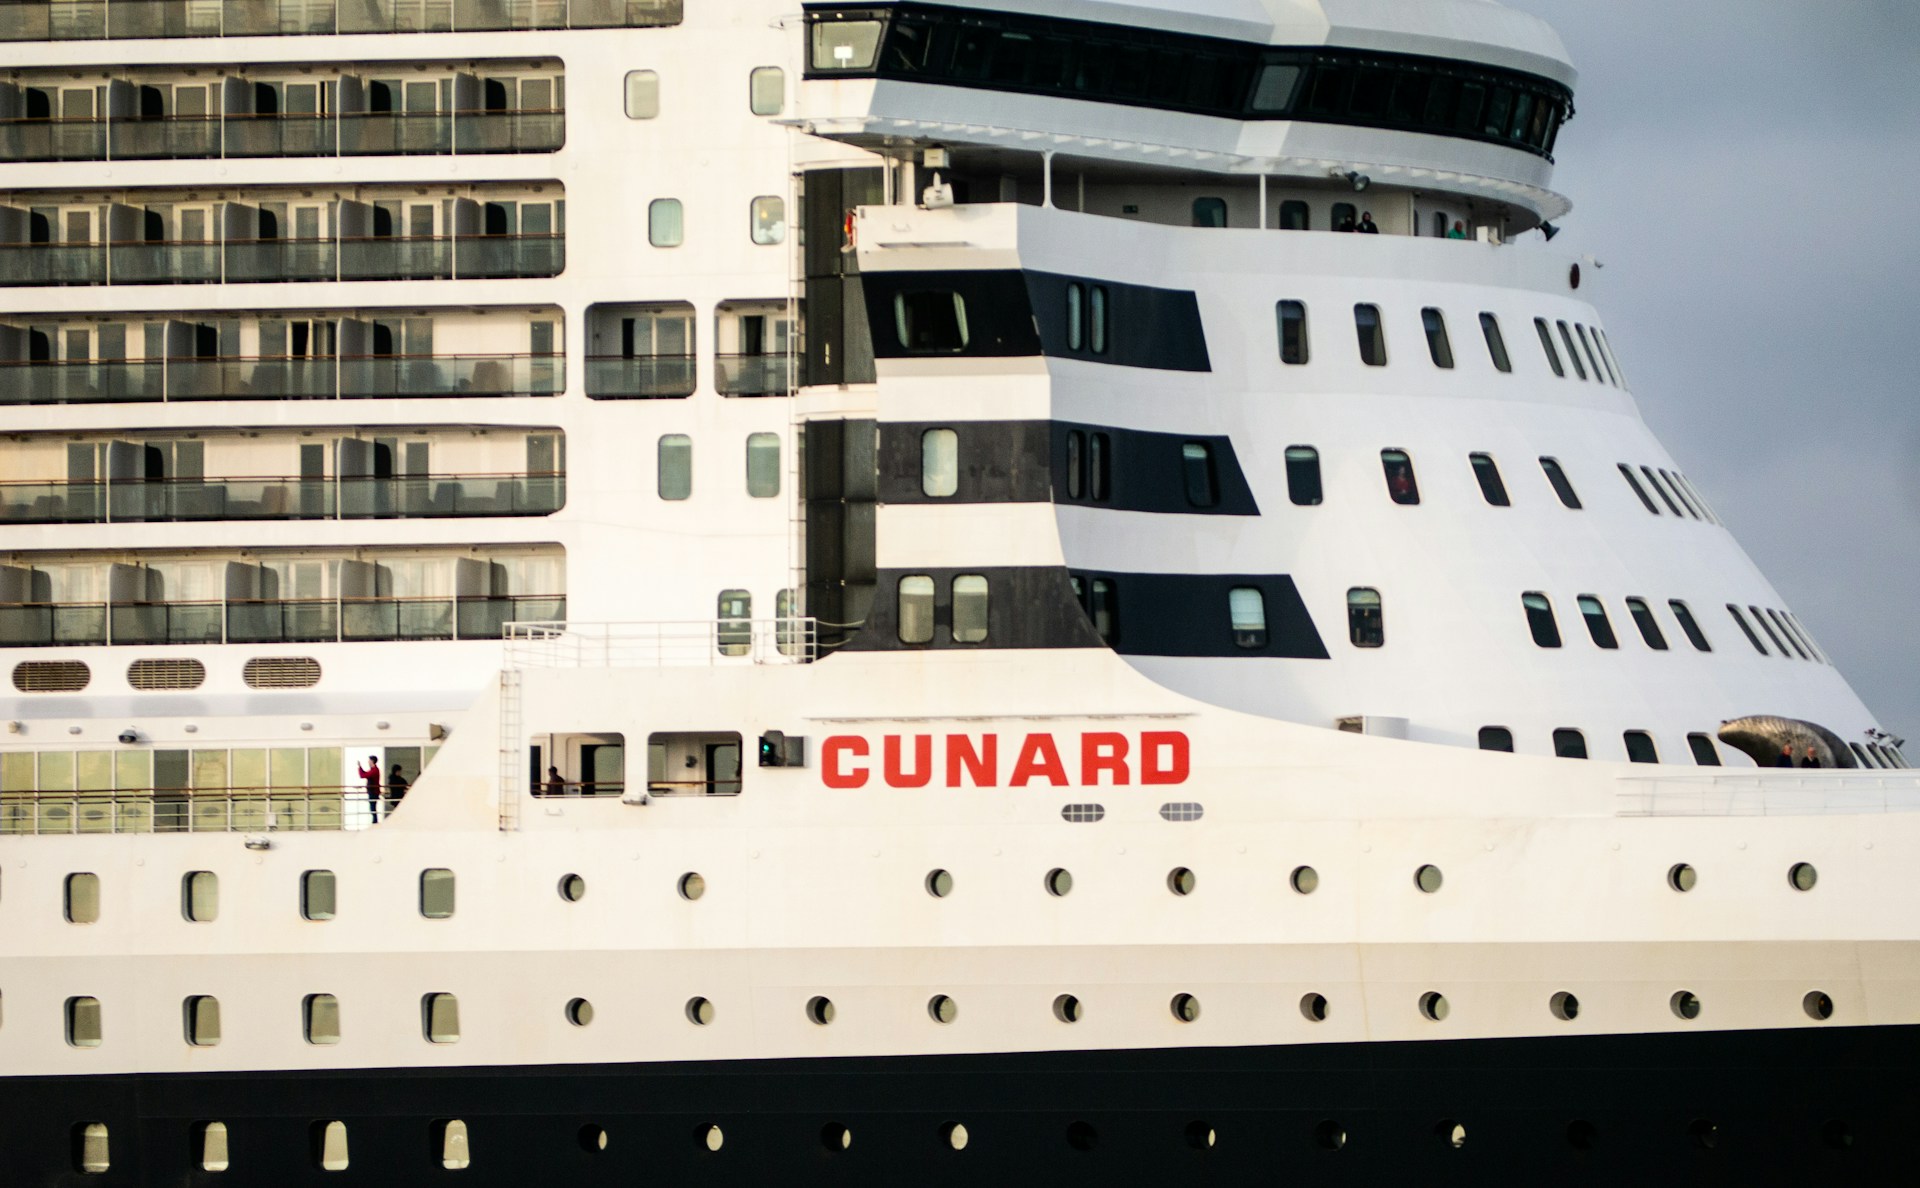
[894,291,970,353]
[423,993,460,1044]
[182,871,219,922]
[1066,284,1084,351]
[1578,595,1619,649]
[1478,726,1515,752]
[1088,432,1110,501]
[185,995,221,1046]
[1421,307,1455,368]
[1192,197,1227,228]
[1065,431,1084,499]
[1479,313,1512,372]
[922,428,958,497]
[811,19,885,71]
[1354,304,1387,366]
[1381,449,1419,505]
[1624,731,1660,764]
[952,575,989,644]
[302,870,337,921]
[1285,446,1322,506]
[648,198,684,248]
[1089,286,1108,355]
[750,196,786,245]
[1278,200,1309,231]
[1277,300,1308,364]
[746,433,781,498]
[1332,201,1357,231]
[1181,442,1219,508]
[1669,600,1712,651]
[716,590,751,656]
[67,996,103,1047]
[1229,586,1267,649]
[658,434,692,500]
[1726,605,1769,655]
[1552,728,1588,760]
[1523,592,1562,648]
[1556,321,1588,379]
[624,70,659,119]
[66,872,100,924]
[1347,587,1383,648]
[1688,734,1722,766]
[1641,467,1684,516]
[304,993,340,1045]
[749,66,785,116]
[1534,318,1565,377]
[1252,63,1303,112]
[1619,464,1660,513]
[898,575,935,644]
[1539,457,1582,509]
[1626,598,1669,650]
[1749,605,1790,656]
[419,869,455,919]
[1470,453,1510,507]
[1576,324,1610,384]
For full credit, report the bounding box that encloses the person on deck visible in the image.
[1447,220,1469,239]
[1358,212,1380,234]
[357,755,382,823]
[1774,745,1796,768]
[546,765,566,797]
[386,763,410,816]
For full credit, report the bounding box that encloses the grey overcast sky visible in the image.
[1505,0,1920,747]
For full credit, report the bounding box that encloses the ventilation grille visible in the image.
[243,657,322,690]
[13,660,90,693]
[127,658,207,691]
[1159,801,1205,822]
[1060,803,1106,824]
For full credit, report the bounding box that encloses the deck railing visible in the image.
[506,618,817,668]
[1617,770,1920,817]
[0,472,564,524]
[0,594,566,647]
[1,785,355,834]
[0,233,563,288]
[0,354,561,405]
[0,0,681,40]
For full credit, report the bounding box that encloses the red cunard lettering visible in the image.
[1009,733,1070,787]
[884,734,934,788]
[1141,731,1190,785]
[1080,732,1131,786]
[822,736,870,788]
[946,734,998,788]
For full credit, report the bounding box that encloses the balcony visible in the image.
[714,353,793,397]
[7,110,566,163]
[0,354,560,404]
[0,0,681,40]
[0,594,565,646]
[0,117,108,162]
[0,233,563,288]
[0,473,565,525]
[585,355,695,399]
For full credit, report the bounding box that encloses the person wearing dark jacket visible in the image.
[386,763,410,815]
[1358,212,1380,234]
[1799,748,1822,769]
[1774,745,1796,768]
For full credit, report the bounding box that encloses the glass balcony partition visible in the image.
[0,360,166,405]
[0,603,108,646]
[108,116,222,160]
[0,353,556,405]
[0,595,564,645]
[0,0,678,39]
[108,240,222,285]
[714,353,793,397]
[585,355,696,399]
[222,112,336,158]
[1,229,559,286]
[0,117,107,161]
[223,238,337,283]
[109,600,224,645]
[0,472,560,524]
[0,242,107,286]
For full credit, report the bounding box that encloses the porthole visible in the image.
[1167,867,1197,896]
[1415,864,1444,893]
[700,1123,724,1152]
[820,1123,852,1152]
[1803,990,1833,1021]
[1566,1120,1598,1150]
[559,874,587,902]
[678,872,706,901]
[1667,863,1697,893]
[942,1121,970,1151]
[806,996,835,1025]
[928,995,958,1024]
[1315,1120,1347,1151]
[1788,862,1818,892]
[566,998,594,1027]
[1437,1119,1466,1149]
[1290,865,1319,895]
[687,996,715,1026]
[1569,262,1582,290]
[1419,991,1449,1021]
[925,869,954,898]
[578,1125,609,1153]
[1052,994,1082,1023]
[1044,868,1073,897]
[1170,993,1201,1023]
[1670,990,1702,1021]
[1300,993,1328,1022]
[1066,1121,1098,1151]
[1550,991,1580,1021]
[1184,1120,1217,1150]
[1688,1119,1717,1149]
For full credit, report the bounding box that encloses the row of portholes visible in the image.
[69,1118,470,1175]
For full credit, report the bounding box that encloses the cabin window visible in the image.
[716,590,752,656]
[1478,727,1514,752]
[750,196,786,245]
[1381,449,1419,505]
[1277,300,1309,364]
[185,995,221,1046]
[1523,592,1562,648]
[1726,605,1768,655]
[1066,284,1084,351]
[1641,467,1684,516]
[921,428,958,497]
[1285,446,1322,505]
[1229,587,1268,649]
[197,1122,229,1173]
[1687,734,1722,766]
[1578,596,1619,649]
[1625,598,1669,649]
[1576,325,1610,384]
[1192,197,1228,228]
[182,871,219,922]
[302,870,337,921]
[952,575,989,644]
[438,1120,472,1171]
[304,994,340,1045]
[1182,442,1219,508]
[749,66,786,116]
[1669,600,1712,651]
[316,1120,349,1171]
[1332,201,1357,231]
[1089,578,1118,643]
[1618,464,1660,513]
[745,433,781,498]
[1556,321,1588,379]
[1749,605,1790,655]
[1088,286,1109,354]
[67,996,103,1047]
[1552,728,1588,759]
[648,198,684,248]
[1766,609,1809,658]
[623,70,660,119]
[894,290,970,353]
[1526,459,1578,511]
[658,434,692,500]
[1354,304,1387,366]
[1347,587,1383,648]
[1624,731,1660,764]
[1421,308,1455,368]
[1087,432,1110,500]
[1279,200,1310,231]
[420,869,455,919]
[65,872,100,923]
[1657,468,1701,518]
[898,576,935,644]
[1469,453,1510,506]
[423,993,461,1044]
[1534,318,1565,377]
[1596,329,1628,386]
[1480,313,1512,372]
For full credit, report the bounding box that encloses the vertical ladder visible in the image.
[496,668,522,832]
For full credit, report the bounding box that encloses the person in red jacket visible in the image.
[357,755,382,823]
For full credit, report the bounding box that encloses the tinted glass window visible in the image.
[1479,313,1512,372]
[898,576,935,644]
[1065,431,1084,499]
[1354,304,1387,366]
[1192,197,1227,228]
[1556,322,1588,379]
[1066,284,1084,351]
[1229,587,1267,649]
[1726,605,1768,654]
[1523,592,1562,648]
[657,434,692,500]
[1624,731,1659,764]
[1381,449,1419,505]
[1332,202,1357,232]
[894,291,969,353]
[1090,578,1117,643]
[1347,587,1383,648]
[1534,318,1565,377]
[1618,464,1660,513]
[1181,442,1219,508]
[1687,734,1721,766]
[812,20,885,71]
[1539,457,1582,508]
[1626,598,1669,649]
[1478,726,1514,752]
[1285,446,1322,506]
[1766,609,1809,659]
[1470,453,1510,507]
[1279,200,1310,231]
[1659,468,1702,519]
[1088,286,1108,355]
[1089,432,1109,501]
[1553,728,1588,759]
[1669,600,1712,651]
[1750,605,1790,656]
[1251,63,1303,112]
[746,433,781,498]
[1578,596,1619,648]
[1277,301,1309,364]
[1641,467,1684,515]
[921,428,958,497]
[1576,324,1610,384]
[1421,308,1455,368]
[952,575,989,644]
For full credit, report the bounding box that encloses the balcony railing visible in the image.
[1,785,356,835]
[0,233,563,287]
[0,0,681,40]
[585,354,695,399]
[3,110,564,163]
[0,472,565,524]
[714,353,794,397]
[0,354,561,404]
[0,594,565,647]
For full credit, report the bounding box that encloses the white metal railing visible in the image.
[0,786,374,834]
[1617,771,1920,817]
[504,618,817,669]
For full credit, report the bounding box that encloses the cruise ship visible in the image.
[2,0,1914,1183]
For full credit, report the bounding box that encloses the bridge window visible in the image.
[1277,301,1309,364]
[1539,457,1582,508]
[1421,308,1455,368]
[952,575,989,644]
[1523,592,1562,648]
[1192,197,1228,228]
[1641,467,1684,515]
[1749,605,1790,656]
[1556,322,1588,379]
[1229,587,1267,649]
[1577,596,1618,649]
[894,290,970,353]
[1553,728,1588,759]
[1618,464,1659,513]
[1624,731,1660,764]
[1688,734,1722,766]
[1381,449,1419,505]
[1669,600,1712,651]
[1626,598,1669,649]
[1354,304,1387,366]
[1182,443,1219,508]
[1347,588,1383,648]
[1726,605,1768,655]
[898,576,935,644]
[1534,318,1565,377]
[1279,200,1310,231]
[1577,325,1611,384]
[811,19,885,72]
[1478,727,1514,752]
[1480,313,1512,372]
[1285,446,1322,505]
[1469,453,1510,507]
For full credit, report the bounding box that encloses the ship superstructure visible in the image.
[1,1,1915,1183]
